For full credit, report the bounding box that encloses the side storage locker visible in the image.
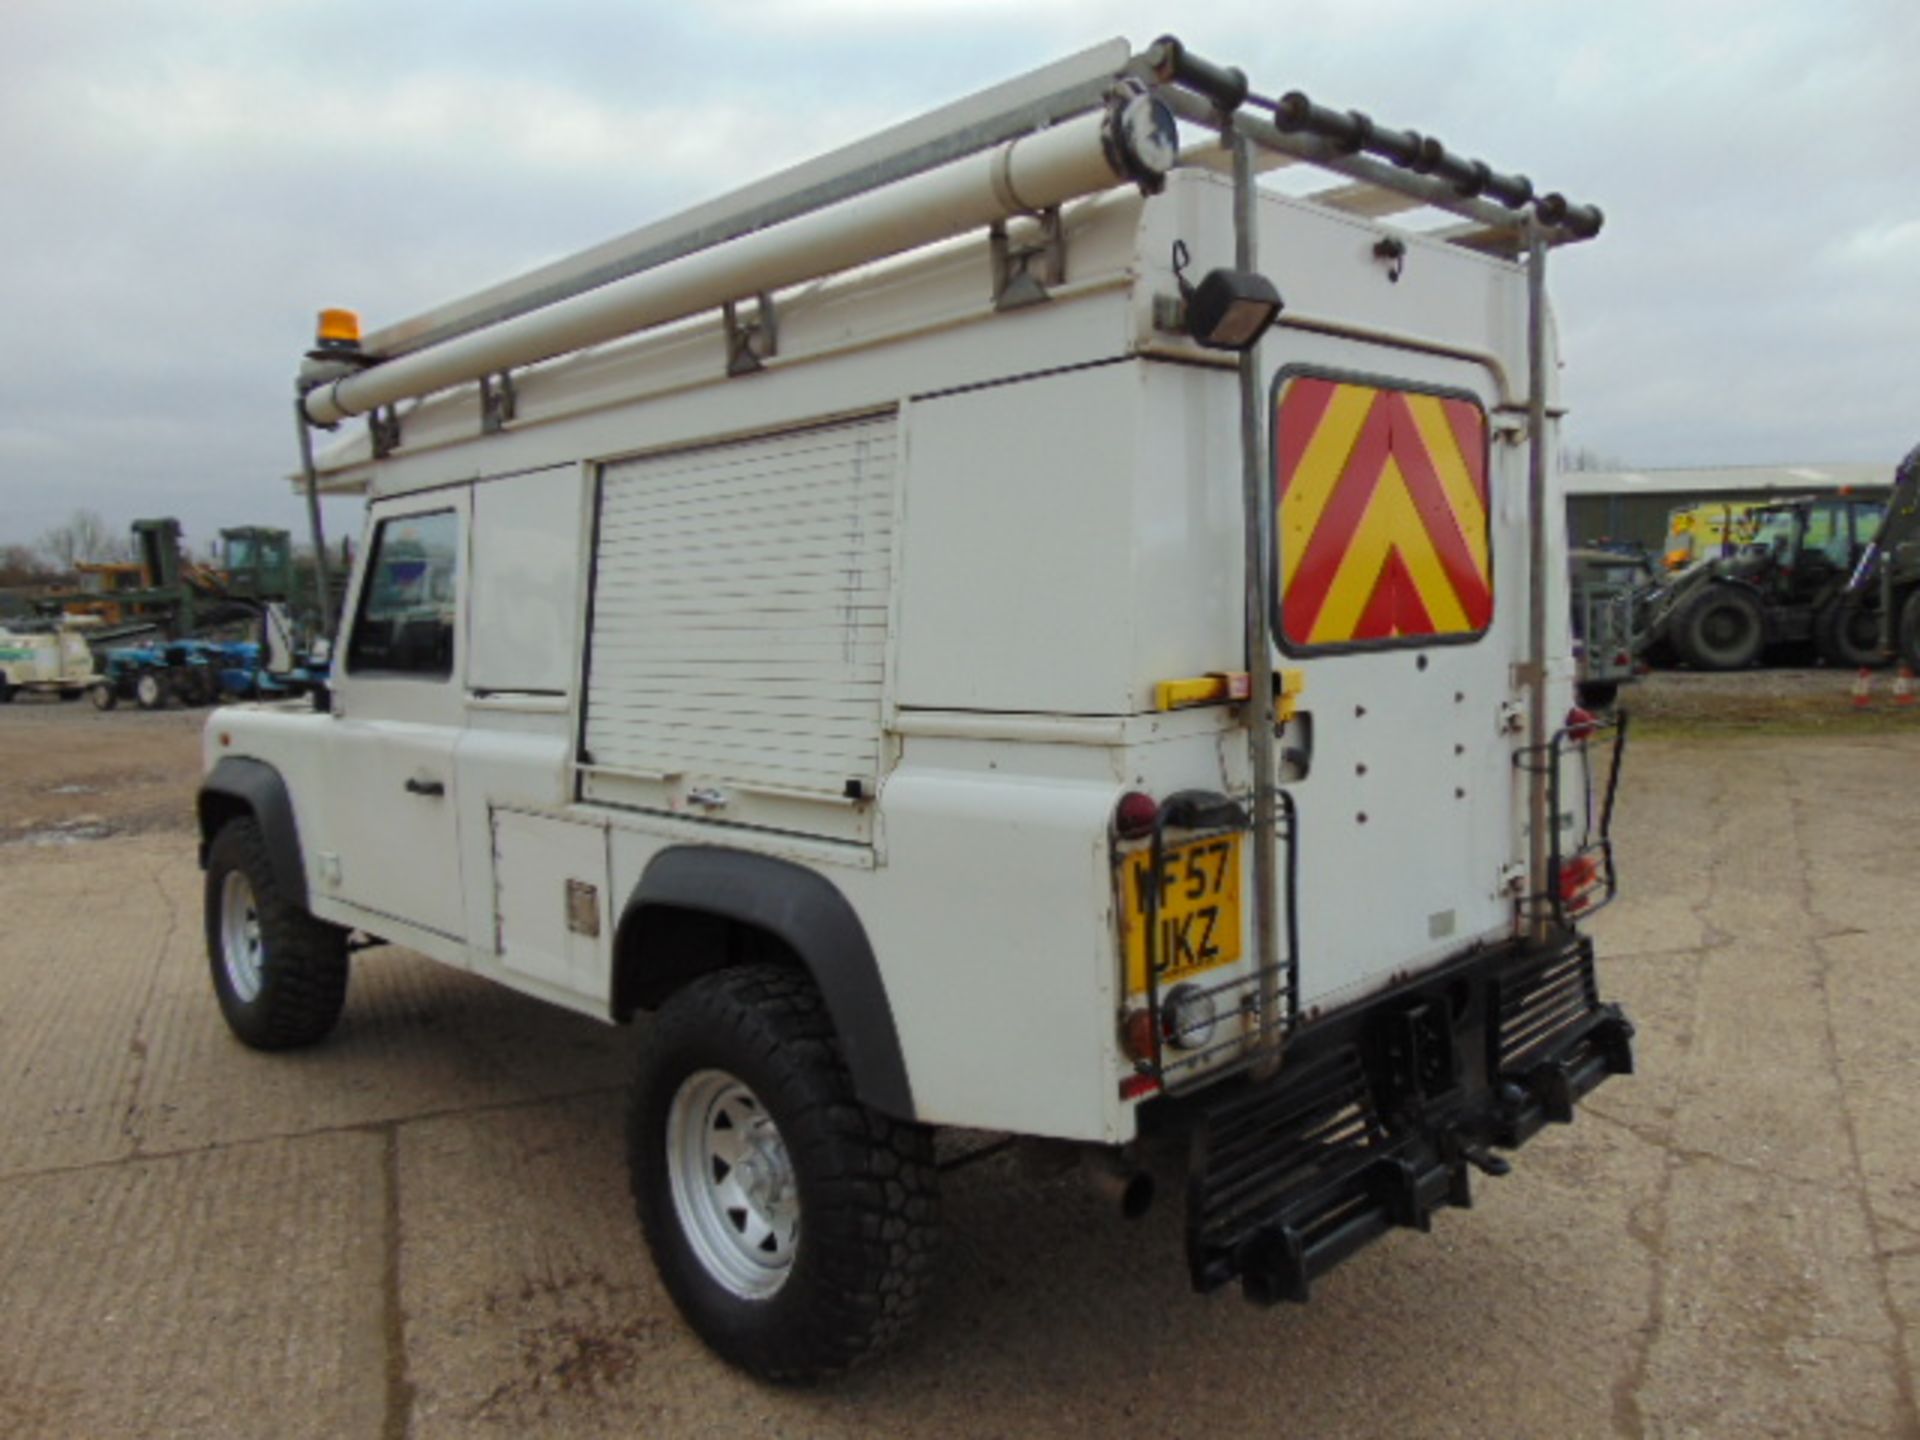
[580,413,898,842]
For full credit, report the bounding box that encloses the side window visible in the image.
[345,510,460,679]
[1854,506,1883,549]
[1273,370,1491,653]
[1803,504,1848,567]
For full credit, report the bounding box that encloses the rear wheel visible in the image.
[629,965,939,1382]
[1674,585,1765,670]
[134,670,169,711]
[1815,601,1886,668]
[0,677,14,704]
[204,817,349,1048]
[1899,589,1920,672]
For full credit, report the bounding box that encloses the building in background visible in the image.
[1565,463,1890,556]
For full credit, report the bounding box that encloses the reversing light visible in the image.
[1114,790,1159,840]
[1185,268,1284,352]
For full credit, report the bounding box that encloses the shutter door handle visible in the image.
[404,777,446,797]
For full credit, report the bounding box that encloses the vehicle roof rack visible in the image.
[351,35,1601,371]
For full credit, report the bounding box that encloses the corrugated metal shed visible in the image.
[1566,461,1893,552]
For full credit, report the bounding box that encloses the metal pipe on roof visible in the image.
[360,39,1140,363]
[303,100,1174,427]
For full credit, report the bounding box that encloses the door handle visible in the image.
[404,777,446,797]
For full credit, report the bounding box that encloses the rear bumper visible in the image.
[1143,929,1633,1304]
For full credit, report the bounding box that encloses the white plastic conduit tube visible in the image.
[303,103,1173,426]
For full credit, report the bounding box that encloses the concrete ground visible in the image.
[2,692,1917,1438]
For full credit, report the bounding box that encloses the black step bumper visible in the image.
[1149,930,1633,1304]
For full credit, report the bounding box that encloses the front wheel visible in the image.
[1674,585,1765,670]
[204,817,349,1048]
[90,682,118,711]
[629,966,939,1382]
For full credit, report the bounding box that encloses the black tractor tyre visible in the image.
[1815,601,1887,669]
[176,667,216,708]
[1899,589,1920,672]
[629,965,940,1383]
[204,817,350,1049]
[1674,585,1766,670]
[134,670,169,711]
[0,679,14,704]
[90,682,119,711]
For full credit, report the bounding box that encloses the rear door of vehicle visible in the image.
[1272,356,1522,1013]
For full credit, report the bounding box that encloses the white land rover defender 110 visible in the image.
[198,37,1631,1380]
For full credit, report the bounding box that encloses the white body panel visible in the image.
[217,166,1578,1144]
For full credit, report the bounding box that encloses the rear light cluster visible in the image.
[1119,983,1219,1062]
[1557,854,1602,914]
[1113,789,1159,840]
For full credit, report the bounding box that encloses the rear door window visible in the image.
[1273,369,1492,653]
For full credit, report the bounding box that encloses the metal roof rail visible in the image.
[355,35,1599,371]
[303,34,1605,427]
[361,39,1148,364]
[1147,41,1602,249]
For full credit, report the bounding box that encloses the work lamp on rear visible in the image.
[1185,268,1283,351]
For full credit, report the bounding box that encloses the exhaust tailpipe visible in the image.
[1080,1148,1156,1220]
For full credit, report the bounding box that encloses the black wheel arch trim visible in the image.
[198,757,309,911]
[615,846,915,1121]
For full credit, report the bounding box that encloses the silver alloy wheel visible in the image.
[219,870,265,1003]
[666,1069,799,1299]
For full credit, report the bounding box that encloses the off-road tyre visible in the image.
[1899,589,1920,673]
[0,680,14,704]
[134,670,169,711]
[629,964,939,1383]
[1674,584,1765,670]
[90,682,118,711]
[204,817,349,1049]
[1815,600,1886,669]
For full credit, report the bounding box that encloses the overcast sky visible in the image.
[3,0,1915,555]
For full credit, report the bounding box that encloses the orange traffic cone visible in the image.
[1894,666,1917,708]
[1851,668,1873,710]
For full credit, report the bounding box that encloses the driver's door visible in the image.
[323,492,469,941]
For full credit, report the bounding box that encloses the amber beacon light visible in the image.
[314,308,363,352]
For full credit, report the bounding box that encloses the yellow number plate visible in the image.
[1121,833,1244,996]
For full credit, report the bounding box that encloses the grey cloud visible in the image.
[2,0,1916,550]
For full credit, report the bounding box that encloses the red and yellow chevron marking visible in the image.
[1276,376,1491,648]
